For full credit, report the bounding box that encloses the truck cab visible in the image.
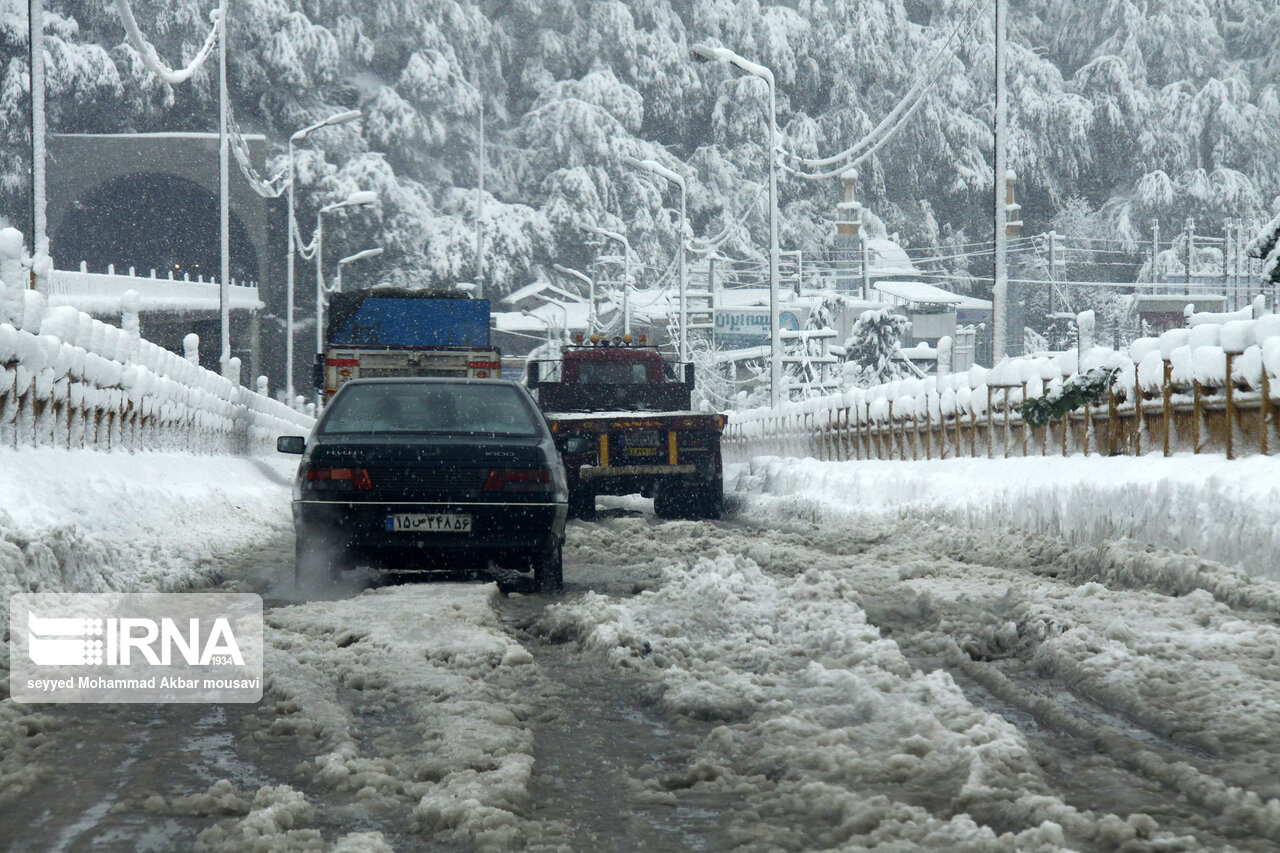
[531,344,694,413]
[527,337,724,520]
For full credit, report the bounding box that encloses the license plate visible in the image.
[385,513,472,533]
[625,430,663,448]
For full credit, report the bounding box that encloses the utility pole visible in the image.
[992,0,1009,363]
[474,84,485,299]
[859,227,871,300]
[1184,217,1195,290]
[1224,220,1232,309]
[1047,230,1056,318]
[217,0,231,375]
[1151,219,1160,285]
[29,0,47,291]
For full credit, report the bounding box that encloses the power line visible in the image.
[784,0,983,172]
[781,2,985,182]
[114,0,220,85]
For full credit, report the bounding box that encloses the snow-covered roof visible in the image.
[954,294,993,310]
[492,300,594,334]
[865,238,920,275]
[501,280,584,307]
[1135,294,1227,310]
[874,280,963,305]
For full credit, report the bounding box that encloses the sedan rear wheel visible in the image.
[534,545,563,593]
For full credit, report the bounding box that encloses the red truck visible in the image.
[527,337,725,520]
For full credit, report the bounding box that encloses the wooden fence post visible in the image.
[1084,403,1092,457]
[887,401,895,460]
[1107,387,1119,456]
[1021,384,1030,457]
[985,386,994,459]
[1162,359,1173,457]
[924,407,933,460]
[1002,388,1012,459]
[1263,370,1271,456]
[1225,352,1236,461]
[1133,375,1143,456]
[1191,380,1202,454]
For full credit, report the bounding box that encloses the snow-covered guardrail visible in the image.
[725,309,1280,463]
[0,289,312,454]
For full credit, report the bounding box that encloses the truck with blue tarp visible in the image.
[317,287,500,400]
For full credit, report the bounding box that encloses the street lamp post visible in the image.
[313,190,378,358]
[334,247,384,295]
[552,264,595,334]
[217,0,230,375]
[584,225,633,335]
[286,109,361,399]
[691,43,780,407]
[622,156,687,361]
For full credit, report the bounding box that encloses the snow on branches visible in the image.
[844,308,911,388]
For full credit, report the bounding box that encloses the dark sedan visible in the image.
[278,378,568,591]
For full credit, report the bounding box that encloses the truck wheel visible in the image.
[655,482,722,520]
[535,545,564,593]
[696,481,724,520]
[653,488,684,519]
[569,489,596,520]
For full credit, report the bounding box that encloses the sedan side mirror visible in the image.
[277,435,305,454]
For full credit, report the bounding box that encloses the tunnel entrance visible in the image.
[52,172,260,284]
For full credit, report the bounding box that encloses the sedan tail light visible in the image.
[484,469,553,493]
[306,467,373,490]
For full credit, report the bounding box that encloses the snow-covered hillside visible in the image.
[5,0,1277,297]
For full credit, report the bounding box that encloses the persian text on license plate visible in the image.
[385,513,472,533]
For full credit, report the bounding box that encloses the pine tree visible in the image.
[1247,210,1280,286]
[845,308,911,387]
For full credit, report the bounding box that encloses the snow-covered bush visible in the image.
[844,309,911,387]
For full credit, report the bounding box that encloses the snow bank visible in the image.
[0,448,295,647]
[731,455,1280,580]
[0,447,296,808]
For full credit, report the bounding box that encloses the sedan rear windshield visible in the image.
[320,383,543,437]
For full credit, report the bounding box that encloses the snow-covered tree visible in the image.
[1247,210,1280,286]
[844,308,911,387]
[0,0,1274,315]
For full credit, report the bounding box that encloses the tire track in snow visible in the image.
[687,511,1280,850]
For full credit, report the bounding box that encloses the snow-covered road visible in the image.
[5,455,1280,850]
